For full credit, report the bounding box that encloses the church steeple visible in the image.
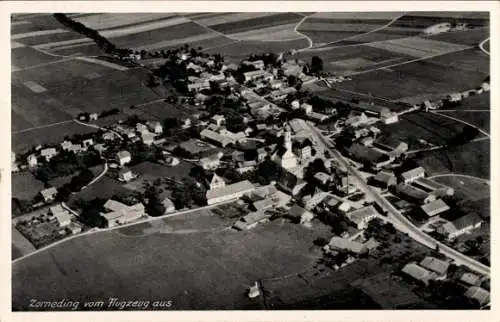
[284,123,292,151]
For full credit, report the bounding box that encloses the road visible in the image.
[479,37,490,56]
[307,124,490,276]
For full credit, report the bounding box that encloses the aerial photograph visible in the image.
[10,11,490,311]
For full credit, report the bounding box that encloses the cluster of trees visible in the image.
[75,198,107,228]
[53,14,121,55]
[446,126,480,147]
[144,186,166,217]
[35,150,102,183]
[56,168,96,201]
[99,108,120,118]
[171,178,207,209]
[247,52,282,68]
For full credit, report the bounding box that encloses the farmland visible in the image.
[12,220,329,310]
[12,172,45,201]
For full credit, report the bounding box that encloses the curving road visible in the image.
[479,37,490,56]
[308,124,490,276]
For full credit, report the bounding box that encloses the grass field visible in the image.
[209,13,302,34]
[416,139,490,179]
[12,172,45,201]
[12,220,329,310]
[437,111,490,134]
[449,93,490,111]
[426,28,489,46]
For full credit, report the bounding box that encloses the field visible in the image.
[437,111,490,134]
[364,37,471,58]
[12,227,37,260]
[12,220,330,310]
[416,139,490,179]
[12,172,45,201]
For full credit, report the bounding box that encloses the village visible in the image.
[11,44,490,308]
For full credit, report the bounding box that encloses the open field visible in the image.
[12,227,37,260]
[416,139,490,179]
[448,93,490,111]
[437,111,490,134]
[391,12,489,29]
[12,172,45,201]
[11,47,63,70]
[426,28,489,46]
[208,13,302,34]
[73,13,179,30]
[12,220,327,310]
[206,38,308,62]
[376,110,488,151]
[67,176,130,206]
[188,13,279,27]
[129,161,193,183]
[229,23,303,42]
[364,37,471,58]
[332,47,488,101]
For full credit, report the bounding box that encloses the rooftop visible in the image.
[420,199,449,217]
[419,256,449,275]
[328,236,367,254]
[206,180,254,201]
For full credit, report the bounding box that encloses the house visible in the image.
[206,180,255,205]
[237,160,257,174]
[307,111,330,123]
[301,103,313,114]
[382,112,399,124]
[337,201,352,214]
[93,143,107,154]
[346,143,394,170]
[460,272,481,286]
[370,171,397,189]
[347,206,379,229]
[82,138,94,148]
[161,197,176,213]
[89,113,98,121]
[102,132,116,141]
[374,138,408,156]
[27,154,38,167]
[326,237,367,255]
[412,177,454,197]
[188,81,210,92]
[200,129,233,147]
[314,172,331,185]
[396,184,436,204]
[246,59,265,70]
[303,190,329,211]
[233,211,270,230]
[288,204,314,225]
[40,187,58,203]
[243,70,272,82]
[60,140,73,151]
[419,256,449,278]
[351,101,391,118]
[293,137,313,161]
[199,152,224,170]
[40,148,57,161]
[363,237,381,252]
[250,198,275,212]
[448,93,462,102]
[270,79,284,89]
[360,137,374,147]
[210,114,225,127]
[399,167,426,184]
[141,131,155,146]
[116,150,131,166]
[68,222,82,234]
[464,286,490,306]
[276,169,307,196]
[48,204,72,227]
[206,172,226,190]
[401,263,435,285]
[118,168,134,182]
[290,100,301,110]
[181,118,192,128]
[136,123,149,134]
[269,87,296,101]
[437,213,483,240]
[420,199,449,217]
[257,147,268,162]
[100,200,146,228]
[146,121,163,134]
[345,112,370,128]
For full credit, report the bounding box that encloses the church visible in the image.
[271,124,298,171]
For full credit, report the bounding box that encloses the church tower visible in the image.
[284,124,292,151]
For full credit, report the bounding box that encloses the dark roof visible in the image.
[274,146,288,158]
[452,213,482,230]
[293,137,313,149]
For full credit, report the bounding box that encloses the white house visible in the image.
[117,150,132,166]
[141,131,155,146]
[49,204,72,227]
[206,180,255,205]
[162,197,176,213]
[400,167,425,184]
[211,114,225,127]
[40,187,58,203]
[346,206,379,229]
[100,200,145,228]
[27,154,38,167]
[437,213,483,240]
[40,148,57,161]
[118,168,134,182]
[199,152,224,170]
[146,121,163,134]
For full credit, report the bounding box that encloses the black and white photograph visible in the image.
[4,1,497,318]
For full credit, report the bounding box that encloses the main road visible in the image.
[306,123,490,276]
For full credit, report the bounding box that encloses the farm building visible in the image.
[370,171,397,189]
[399,167,426,184]
[39,187,58,203]
[269,87,297,101]
[460,272,481,286]
[116,150,131,166]
[243,70,273,82]
[118,168,134,182]
[326,237,367,255]
[464,286,490,306]
[346,143,395,170]
[413,177,455,197]
[27,154,38,167]
[346,206,379,229]
[302,190,329,211]
[40,148,57,161]
[314,172,331,185]
[200,129,234,147]
[146,121,163,134]
[419,256,450,278]
[199,152,224,170]
[437,213,483,240]
[420,199,450,217]
[396,184,436,204]
[100,200,146,228]
[293,137,313,161]
[401,263,435,285]
[210,114,225,127]
[48,204,72,227]
[233,211,271,230]
[161,197,176,213]
[206,180,255,205]
[276,169,307,196]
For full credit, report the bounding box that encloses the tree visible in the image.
[310,56,323,74]
[313,237,329,247]
[145,187,166,217]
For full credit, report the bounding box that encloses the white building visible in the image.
[346,206,379,229]
[206,180,255,205]
[40,148,57,161]
[40,187,58,203]
[49,204,72,227]
[100,200,145,228]
[141,131,155,146]
[199,152,224,170]
[118,168,134,182]
[400,167,425,184]
[116,150,132,166]
[271,124,298,171]
[146,121,163,134]
[27,154,38,167]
